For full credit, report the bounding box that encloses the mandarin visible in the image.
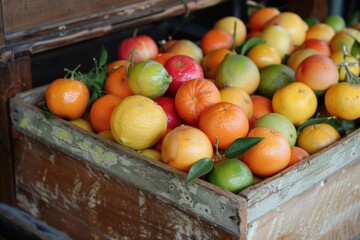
[199,101,249,150]
[200,29,233,55]
[104,66,133,99]
[249,95,273,129]
[174,78,221,126]
[242,127,291,177]
[249,7,280,32]
[201,48,231,79]
[287,146,310,167]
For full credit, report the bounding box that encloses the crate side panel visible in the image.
[242,128,360,222]
[246,158,360,240]
[13,132,243,239]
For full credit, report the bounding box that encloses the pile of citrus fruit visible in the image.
[44,6,360,194]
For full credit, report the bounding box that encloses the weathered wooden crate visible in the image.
[10,81,360,239]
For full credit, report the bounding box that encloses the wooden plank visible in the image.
[13,132,244,239]
[247,158,360,240]
[9,86,247,237]
[0,1,4,47]
[0,56,32,204]
[241,128,360,223]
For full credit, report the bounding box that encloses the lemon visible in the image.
[97,130,115,141]
[70,118,94,132]
[207,159,253,193]
[128,60,172,99]
[138,148,162,161]
[110,95,167,150]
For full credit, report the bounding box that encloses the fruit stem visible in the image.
[231,21,237,52]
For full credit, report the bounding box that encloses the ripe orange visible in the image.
[324,82,360,121]
[295,54,339,92]
[45,78,90,120]
[219,87,253,119]
[104,66,133,99]
[161,125,213,172]
[199,102,249,150]
[107,59,127,73]
[90,94,122,133]
[201,48,231,79]
[305,23,336,43]
[249,7,280,32]
[242,127,291,177]
[246,43,282,69]
[200,29,233,55]
[287,146,310,167]
[153,52,175,65]
[249,95,273,128]
[297,123,341,154]
[174,78,221,126]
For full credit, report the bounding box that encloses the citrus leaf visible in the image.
[237,37,265,55]
[224,137,264,158]
[296,117,356,136]
[99,46,108,67]
[185,158,214,184]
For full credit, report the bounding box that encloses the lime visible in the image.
[324,15,346,32]
[128,60,172,99]
[207,159,253,193]
[254,112,297,146]
[257,64,294,99]
[304,16,320,27]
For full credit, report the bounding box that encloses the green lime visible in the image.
[304,16,320,27]
[324,15,346,32]
[257,64,294,99]
[207,159,253,193]
[128,60,172,99]
[254,112,297,146]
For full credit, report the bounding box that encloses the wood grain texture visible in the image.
[13,132,243,239]
[247,159,360,240]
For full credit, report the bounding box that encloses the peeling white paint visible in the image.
[88,181,101,208]
[42,168,48,182]
[17,193,40,218]
[48,154,55,165]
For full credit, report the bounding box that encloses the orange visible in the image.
[161,125,213,172]
[246,43,282,69]
[242,127,291,177]
[200,29,233,55]
[297,123,341,154]
[272,82,317,126]
[199,102,249,150]
[104,66,133,99]
[107,59,127,73]
[249,7,280,32]
[305,23,336,43]
[324,82,360,120]
[90,94,122,133]
[287,146,310,167]
[154,52,175,65]
[295,54,339,92]
[219,87,253,119]
[287,48,318,71]
[45,78,90,120]
[174,78,221,126]
[201,48,231,79]
[329,51,360,81]
[249,95,273,128]
[213,16,247,45]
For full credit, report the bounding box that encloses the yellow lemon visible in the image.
[110,95,167,150]
[138,148,162,161]
[70,118,95,132]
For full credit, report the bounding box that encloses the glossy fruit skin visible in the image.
[249,95,273,129]
[207,159,254,193]
[201,48,231,79]
[242,127,291,178]
[174,78,221,126]
[329,28,360,53]
[199,101,249,150]
[104,66,133,99]
[325,82,360,121]
[259,25,293,59]
[165,55,204,96]
[287,146,310,167]
[297,123,341,154]
[154,96,182,129]
[200,29,233,55]
[246,43,282,69]
[118,35,159,63]
[161,125,213,172]
[166,39,203,63]
[219,87,253,119]
[45,78,90,120]
[249,7,280,32]
[300,39,331,56]
[305,23,335,43]
[287,48,318,71]
[213,16,247,45]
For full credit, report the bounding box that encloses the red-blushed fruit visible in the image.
[118,35,159,63]
[154,96,182,129]
[164,55,204,95]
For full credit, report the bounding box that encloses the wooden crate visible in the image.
[9,82,360,239]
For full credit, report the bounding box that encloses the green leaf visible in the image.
[224,137,264,158]
[237,37,265,55]
[185,158,214,184]
[99,46,108,67]
[296,117,357,136]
